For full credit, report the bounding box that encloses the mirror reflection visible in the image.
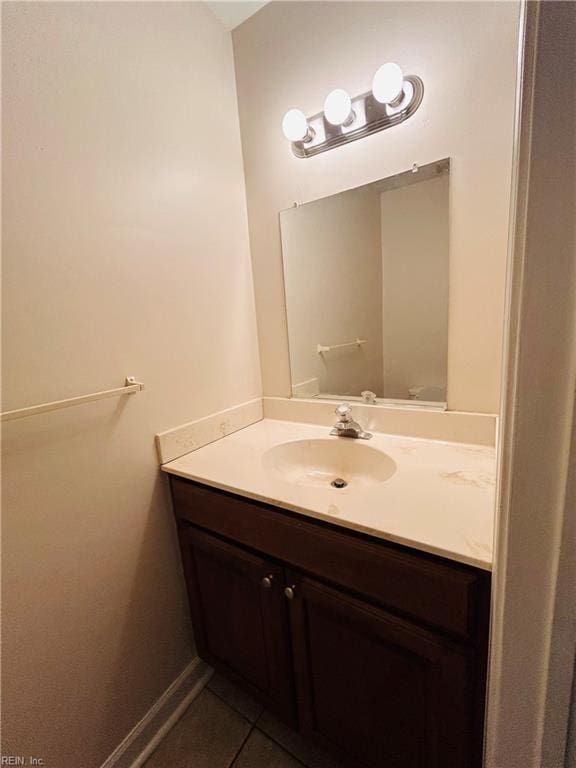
[280,159,450,407]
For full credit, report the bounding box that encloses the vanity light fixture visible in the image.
[372,62,405,105]
[282,61,423,158]
[282,108,315,143]
[323,89,355,127]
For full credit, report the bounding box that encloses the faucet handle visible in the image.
[335,402,352,421]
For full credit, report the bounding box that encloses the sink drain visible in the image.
[331,477,348,489]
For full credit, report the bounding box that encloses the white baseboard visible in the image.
[100,657,213,768]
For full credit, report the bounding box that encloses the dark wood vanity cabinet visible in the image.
[287,572,478,768]
[178,524,295,724]
[171,476,490,768]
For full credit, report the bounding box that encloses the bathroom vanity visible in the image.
[163,419,494,768]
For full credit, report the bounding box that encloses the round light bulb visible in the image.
[323,88,354,126]
[282,109,310,142]
[372,63,404,104]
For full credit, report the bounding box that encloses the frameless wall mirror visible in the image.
[280,159,450,409]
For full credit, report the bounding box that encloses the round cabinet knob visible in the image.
[262,575,274,589]
[284,586,295,600]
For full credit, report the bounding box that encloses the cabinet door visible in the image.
[179,524,295,724]
[287,573,478,768]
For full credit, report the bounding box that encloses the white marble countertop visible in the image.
[162,419,496,570]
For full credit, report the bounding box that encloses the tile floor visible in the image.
[144,672,346,768]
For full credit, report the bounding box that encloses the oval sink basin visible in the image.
[262,438,397,489]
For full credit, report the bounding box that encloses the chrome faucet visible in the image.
[330,403,372,440]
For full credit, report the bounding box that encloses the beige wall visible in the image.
[233,0,519,414]
[1,3,260,766]
[281,186,383,397]
[381,172,449,400]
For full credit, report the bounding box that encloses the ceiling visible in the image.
[205,1,269,30]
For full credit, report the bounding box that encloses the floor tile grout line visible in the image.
[227,722,256,768]
[207,683,264,725]
[253,724,312,768]
[204,684,317,768]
